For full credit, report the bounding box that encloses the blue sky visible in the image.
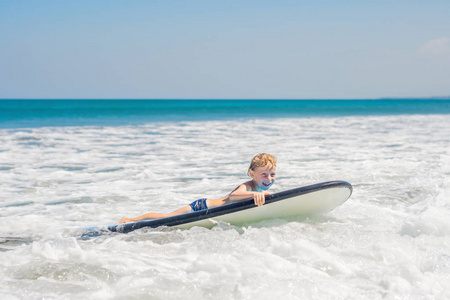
[1,0,449,99]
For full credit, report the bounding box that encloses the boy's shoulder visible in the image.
[242,180,256,191]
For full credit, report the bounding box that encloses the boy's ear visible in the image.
[248,169,254,177]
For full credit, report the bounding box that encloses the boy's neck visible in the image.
[251,180,264,192]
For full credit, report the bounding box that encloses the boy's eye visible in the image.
[261,173,275,177]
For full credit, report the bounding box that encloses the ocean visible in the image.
[0,100,449,299]
[1,99,449,128]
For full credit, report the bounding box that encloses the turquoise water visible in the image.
[1,99,449,128]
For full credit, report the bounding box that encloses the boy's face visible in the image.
[249,165,276,191]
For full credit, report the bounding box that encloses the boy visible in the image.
[118,153,277,224]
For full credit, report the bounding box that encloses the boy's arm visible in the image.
[229,183,269,206]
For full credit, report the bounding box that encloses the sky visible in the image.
[1,0,449,99]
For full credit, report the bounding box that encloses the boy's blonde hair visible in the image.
[248,153,277,173]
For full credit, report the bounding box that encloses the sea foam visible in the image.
[0,115,449,299]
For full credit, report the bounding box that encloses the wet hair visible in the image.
[248,153,277,173]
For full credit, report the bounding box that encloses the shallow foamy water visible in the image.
[0,115,449,299]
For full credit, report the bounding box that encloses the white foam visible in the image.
[0,115,449,299]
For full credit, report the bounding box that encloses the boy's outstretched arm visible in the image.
[229,184,269,206]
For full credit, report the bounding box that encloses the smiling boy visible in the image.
[228,153,276,206]
[118,153,277,224]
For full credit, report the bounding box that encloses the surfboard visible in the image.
[91,180,352,235]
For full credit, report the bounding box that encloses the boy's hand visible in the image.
[252,192,266,206]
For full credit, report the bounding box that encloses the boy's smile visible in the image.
[261,181,272,188]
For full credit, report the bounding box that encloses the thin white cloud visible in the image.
[417,37,450,56]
